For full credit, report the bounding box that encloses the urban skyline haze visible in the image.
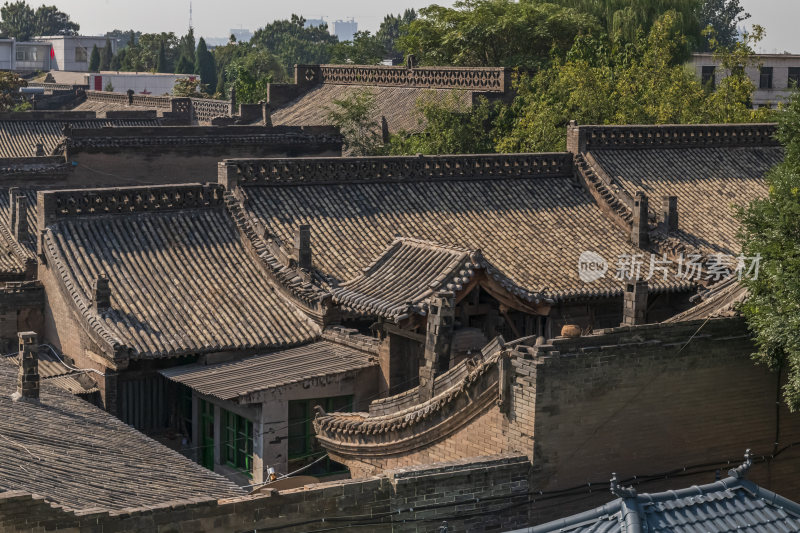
[20,0,799,54]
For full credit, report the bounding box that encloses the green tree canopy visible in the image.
[195,37,217,94]
[397,0,599,69]
[156,40,168,73]
[699,0,749,50]
[88,44,100,72]
[330,31,385,65]
[326,89,385,156]
[376,9,416,62]
[0,1,79,41]
[251,14,338,76]
[100,37,112,70]
[225,48,286,103]
[0,71,27,111]
[737,91,800,410]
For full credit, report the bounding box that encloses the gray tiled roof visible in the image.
[331,238,477,319]
[241,169,692,302]
[0,358,245,512]
[665,277,748,323]
[271,84,474,134]
[521,475,800,533]
[0,118,162,157]
[160,338,377,401]
[590,146,783,256]
[41,188,319,359]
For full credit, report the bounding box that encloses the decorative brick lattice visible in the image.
[304,65,510,92]
[580,124,778,150]
[223,153,574,186]
[190,98,231,122]
[40,184,225,221]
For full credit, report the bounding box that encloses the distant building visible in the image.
[0,39,51,71]
[690,52,800,108]
[304,18,326,29]
[331,19,358,42]
[34,35,114,72]
[229,28,252,43]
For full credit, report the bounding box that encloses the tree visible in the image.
[250,14,338,76]
[326,89,384,156]
[103,80,113,92]
[175,27,196,74]
[100,37,112,70]
[173,77,207,98]
[195,37,217,94]
[388,93,496,155]
[156,41,168,73]
[0,2,80,41]
[494,11,768,153]
[700,0,749,50]
[0,71,27,111]
[330,31,385,65]
[376,9,416,62]
[737,90,800,410]
[88,44,100,72]
[32,4,79,37]
[225,49,286,103]
[110,49,122,70]
[398,0,599,69]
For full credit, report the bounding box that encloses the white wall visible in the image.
[36,36,114,72]
[89,73,195,95]
[690,53,800,108]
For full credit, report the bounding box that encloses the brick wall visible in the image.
[526,317,800,522]
[0,454,531,533]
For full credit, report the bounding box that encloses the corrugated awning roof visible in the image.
[159,340,378,402]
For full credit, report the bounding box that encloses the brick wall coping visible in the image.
[297,64,511,92]
[568,123,778,152]
[37,184,225,226]
[219,153,573,187]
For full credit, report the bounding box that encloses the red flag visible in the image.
[49,47,54,59]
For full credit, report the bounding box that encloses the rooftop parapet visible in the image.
[219,152,573,188]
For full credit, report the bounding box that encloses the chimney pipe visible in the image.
[35,142,44,157]
[126,89,134,105]
[13,195,28,242]
[93,275,111,312]
[293,225,312,271]
[661,196,678,232]
[8,187,18,231]
[631,191,649,247]
[14,332,39,401]
[622,281,648,326]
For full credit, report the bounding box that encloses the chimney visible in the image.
[8,187,18,231]
[661,196,678,232]
[14,332,39,401]
[93,275,111,312]
[419,291,455,402]
[126,89,134,105]
[631,191,649,247]
[406,54,417,69]
[381,116,390,144]
[293,225,312,271]
[13,195,28,242]
[262,101,272,127]
[35,142,44,157]
[622,280,648,326]
[229,85,237,116]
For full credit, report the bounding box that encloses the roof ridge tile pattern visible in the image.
[332,237,476,319]
[528,475,800,532]
[40,185,319,359]
[229,155,690,301]
[0,358,245,512]
[577,123,779,151]
[310,64,509,92]
[0,118,162,158]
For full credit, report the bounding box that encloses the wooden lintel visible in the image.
[477,273,551,316]
[384,323,426,343]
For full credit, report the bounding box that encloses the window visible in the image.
[222,409,253,476]
[701,66,716,88]
[75,46,87,62]
[29,49,37,61]
[15,50,25,61]
[288,396,353,476]
[789,68,800,88]
[760,67,773,89]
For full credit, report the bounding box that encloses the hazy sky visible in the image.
[30,0,799,53]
